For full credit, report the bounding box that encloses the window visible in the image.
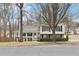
[22,33,26,36]
[43,34,49,38]
[56,26,62,31]
[42,26,50,32]
[33,33,36,37]
[27,33,32,41]
[34,33,36,35]
[27,33,32,36]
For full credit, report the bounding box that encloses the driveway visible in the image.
[0,47,79,56]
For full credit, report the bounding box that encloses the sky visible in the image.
[69,4,79,22]
[26,3,79,22]
[13,3,79,22]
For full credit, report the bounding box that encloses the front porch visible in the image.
[15,32,39,41]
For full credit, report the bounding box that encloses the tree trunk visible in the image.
[9,21,12,39]
[0,27,1,40]
[12,19,15,40]
[52,28,56,42]
[3,21,7,40]
[0,20,1,39]
[19,7,23,42]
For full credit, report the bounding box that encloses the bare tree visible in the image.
[61,12,73,39]
[16,3,24,42]
[3,4,15,40]
[7,4,13,39]
[0,4,3,39]
[0,3,16,41]
[35,3,71,41]
[2,3,9,40]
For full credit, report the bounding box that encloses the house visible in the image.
[15,22,66,41]
[22,24,39,41]
[40,23,65,39]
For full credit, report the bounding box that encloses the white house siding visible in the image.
[40,24,65,38]
[40,24,65,34]
[23,25,39,41]
[23,25,39,33]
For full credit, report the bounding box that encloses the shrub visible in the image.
[37,38,68,42]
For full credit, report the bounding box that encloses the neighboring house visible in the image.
[66,22,79,34]
[75,27,79,34]
[15,23,66,41]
